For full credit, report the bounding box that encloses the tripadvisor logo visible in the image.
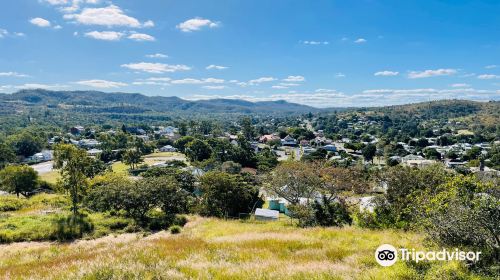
[375,244,481,267]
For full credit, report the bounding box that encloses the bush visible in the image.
[54,213,94,241]
[173,215,188,227]
[169,225,181,234]
[0,196,27,211]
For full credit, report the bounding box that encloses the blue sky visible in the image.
[0,0,499,107]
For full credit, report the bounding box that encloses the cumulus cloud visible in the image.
[206,65,228,70]
[64,5,151,28]
[121,62,191,73]
[248,77,277,85]
[202,85,226,90]
[30,17,51,27]
[14,83,68,90]
[0,72,29,78]
[374,71,399,76]
[477,74,500,80]
[272,85,288,89]
[76,79,127,88]
[146,53,168,58]
[84,31,124,41]
[408,68,457,79]
[302,41,329,45]
[171,78,224,84]
[283,75,305,82]
[176,18,219,32]
[354,38,367,43]
[485,65,497,69]
[128,33,155,41]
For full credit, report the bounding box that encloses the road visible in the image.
[31,161,54,174]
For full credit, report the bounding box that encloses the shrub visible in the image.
[0,196,27,211]
[169,225,181,234]
[173,215,188,227]
[54,213,94,241]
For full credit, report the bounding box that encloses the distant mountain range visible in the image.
[0,89,319,114]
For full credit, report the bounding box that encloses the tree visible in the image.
[0,165,38,197]
[199,171,262,218]
[221,161,242,174]
[241,117,255,141]
[0,142,16,168]
[422,176,499,270]
[122,149,143,170]
[266,161,321,205]
[423,148,442,160]
[8,132,44,157]
[174,136,195,153]
[185,139,212,162]
[54,144,91,214]
[362,144,377,163]
[256,147,278,172]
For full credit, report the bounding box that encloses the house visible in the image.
[323,144,337,152]
[255,208,279,221]
[159,145,177,152]
[30,150,53,162]
[402,154,436,167]
[259,134,280,143]
[299,139,310,147]
[87,148,103,156]
[281,135,297,146]
[70,126,85,135]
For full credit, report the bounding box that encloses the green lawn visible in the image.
[39,170,61,184]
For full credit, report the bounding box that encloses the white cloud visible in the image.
[143,20,155,28]
[408,68,457,79]
[14,83,68,90]
[41,0,69,5]
[121,62,191,73]
[283,75,305,82]
[171,78,224,84]
[128,33,155,41]
[450,83,470,88]
[0,72,29,78]
[248,77,277,85]
[374,70,399,76]
[146,53,168,58]
[0,29,8,38]
[146,77,171,82]
[315,88,338,93]
[76,79,127,88]
[202,85,226,90]
[485,65,497,69]
[206,65,228,70]
[84,31,124,41]
[176,18,219,32]
[279,83,300,87]
[302,40,329,45]
[64,5,148,28]
[272,85,288,89]
[30,17,51,27]
[477,74,500,80]
[53,25,63,29]
[335,73,346,78]
[354,38,367,44]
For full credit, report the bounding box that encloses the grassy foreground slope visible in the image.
[0,217,483,280]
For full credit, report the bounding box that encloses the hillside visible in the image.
[0,89,318,115]
[0,216,481,279]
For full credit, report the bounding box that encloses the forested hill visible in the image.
[363,99,500,120]
[0,89,318,114]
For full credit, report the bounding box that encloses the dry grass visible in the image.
[0,216,485,280]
